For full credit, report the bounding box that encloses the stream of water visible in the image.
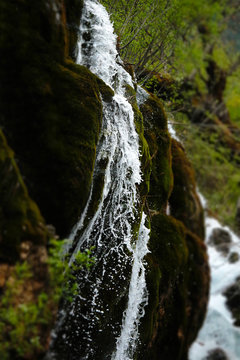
[49,1,150,359]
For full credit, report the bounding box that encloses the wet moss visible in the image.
[125,84,151,200]
[0,0,113,236]
[184,230,209,346]
[0,0,110,237]
[138,214,209,360]
[169,139,205,239]
[139,214,188,360]
[0,130,48,263]
[97,77,115,102]
[1,58,106,236]
[140,95,173,212]
[134,93,209,359]
[65,0,84,60]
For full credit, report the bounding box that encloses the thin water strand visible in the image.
[113,213,150,360]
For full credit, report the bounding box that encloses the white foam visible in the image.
[190,194,240,359]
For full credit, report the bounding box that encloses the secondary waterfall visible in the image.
[169,118,240,359]
[49,1,150,359]
[189,196,240,360]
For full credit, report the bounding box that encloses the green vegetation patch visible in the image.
[0,239,94,360]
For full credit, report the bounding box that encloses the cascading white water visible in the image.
[59,0,150,359]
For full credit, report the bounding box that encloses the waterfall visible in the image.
[49,1,150,359]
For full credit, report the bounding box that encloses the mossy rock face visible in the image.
[0,1,66,66]
[65,0,84,59]
[1,58,105,236]
[138,214,209,360]
[184,230,210,346]
[125,84,151,200]
[140,95,173,212]
[0,0,83,64]
[169,139,205,239]
[137,93,208,359]
[0,0,112,236]
[0,130,48,263]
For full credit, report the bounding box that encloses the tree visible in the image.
[100,0,227,80]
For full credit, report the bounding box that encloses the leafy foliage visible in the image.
[225,68,240,126]
[174,114,240,230]
[101,0,227,78]
[0,240,95,359]
[48,239,95,303]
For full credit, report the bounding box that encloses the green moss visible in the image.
[184,230,209,346]
[0,0,111,237]
[139,214,188,360]
[141,95,168,131]
[140,95,173,212]
[0,1,67,66]
[65,0,84,59]
[0,55,105,236]
[169,139,205,239]
[0,130,47,263]
[124,84,151,199]
[148,214,188,281]
[96,77,115,102]
[138,214,209,360]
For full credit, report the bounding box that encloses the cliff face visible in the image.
[138,96,209,360]
[0,0,114,237]
[0,0,209,359]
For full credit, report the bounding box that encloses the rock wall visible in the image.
[0,0,113,237]
[138,94,209,360]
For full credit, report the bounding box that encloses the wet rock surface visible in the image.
[205,348,229,360]
[223,276,240,326]
[0,0,112,237]
[169,139,205,240]
[228,251,239,263]
[208,228,232,255]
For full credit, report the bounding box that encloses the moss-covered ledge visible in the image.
[138,214,209,360]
